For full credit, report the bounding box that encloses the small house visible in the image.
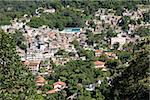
[53,81,66,92]
[46,89,56,94]
[94,61,106,69]
[85,84,95,91]
[95,50,103,57]
[46,81,66,94]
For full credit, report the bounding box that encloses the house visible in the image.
[95,50,103,57]
[46,89,56,94]
[111,34,127,50]
[80,56,86,60]
[47,81,66,94]
[104,52,117,59]
[23,60,41,74]
[85,84,95,91]
[94,61,106,69]
[53,81,66,92]
[43,8,55,13]
[36,75,46,86]
[98,80,103,85]
[52,56,70,65]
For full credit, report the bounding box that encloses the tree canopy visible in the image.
[109,37,150,100]
[0,30,39,99]
[48,60,110,99]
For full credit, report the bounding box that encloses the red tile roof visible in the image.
[54,81,66,86]
[94,61,105,66]
[95,50,103,53]
[47,89,56,94]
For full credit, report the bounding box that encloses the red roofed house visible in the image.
[53,81,66,92]
[94,61,106,69]
[47,81,66,94]
[46,89,56,94]
[48,32,56,39]
[23,60,41,74]
[95,50,103,57]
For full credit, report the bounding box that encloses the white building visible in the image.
[111,34,127,50]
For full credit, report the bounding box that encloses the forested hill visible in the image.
[109,37,150,100]
[0,0,149,100]
[0,0,149,26]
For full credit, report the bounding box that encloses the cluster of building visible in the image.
[90,7,149,50]
[0,4,149,95]
[35,76,66,94]
[0,16,85,73]
[94,49,118,71]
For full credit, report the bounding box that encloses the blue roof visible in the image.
[62,28,80,33]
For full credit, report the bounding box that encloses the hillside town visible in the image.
[0,1,149,100]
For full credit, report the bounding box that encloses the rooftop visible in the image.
[46,89,56,94]
[54,81,66,86]
[94,61,105,66]
[61,28,80,33]
[95,50,103,53]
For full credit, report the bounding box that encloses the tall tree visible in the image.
[109,38,150,100]
[50,60,109,99]
[0,30,40,99]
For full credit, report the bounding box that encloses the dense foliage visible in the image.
[28,8,85,30]
[48,60,110,99]
[11,30,27,51]
[0,1,149,99]
[108,38,150,100]
[0,30,40,99]
[0,0,149,28]
[134,27,150,37]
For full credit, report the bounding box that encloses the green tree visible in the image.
[135,27,150,37]
[110,38,149,100]
[85,50,95,61]
[119,16,130,31]
[115,7,123,16]
[106,28,118,38]
[50,60,108,99]
[143,11,150,23]
[106,59,119,69]
[71,39,80,49]
[12,30,27,51]
[27,17,45,28]
[112,42,119,50]
[117,51,132,64]
[54,49,68,56]
[86,30,94,46]
[0,30,41,99]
